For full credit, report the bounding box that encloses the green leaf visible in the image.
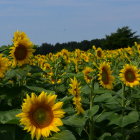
[94,82,100,90]
[94,93,112,103]
[55,84,67,93]
[0,45,9,52]
[121,111,139,127]
[98,132,111,140]
[44,130,76,140]
[63,114,87,128]
[108,113,122,126]
[96,112,114,122]
[85,105,99,118]
[0,109,21,124]
[63,106,75,115]
[81,85,91,95]
[4,69,17,81]
[60,96,73,103]
[26,86,55,94]
[131,93,140,99]
[94,89,115,95]
[109,111,139,127]
[63,110,85,135]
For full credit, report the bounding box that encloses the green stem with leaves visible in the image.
[89,83,94,140]
[121,83,125,140]
[121,83,125,115]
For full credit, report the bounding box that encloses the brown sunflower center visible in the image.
[124,69,136,82]
[31,107,53,128]
[102,67,109,84]
[97,50,102,58]
[85,72,92,80]
[14,45,27,60]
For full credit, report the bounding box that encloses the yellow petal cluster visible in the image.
[9,31,35,66]
[16,91,65,140]
[98,62,114,89]
[0,54,10,78]
[119,64,140,87]
[83,67,94,83]
[69,77,84,114]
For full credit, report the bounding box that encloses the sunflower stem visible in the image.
[121,83,125,113]
[89,83,94,140]
[121,83,125,140]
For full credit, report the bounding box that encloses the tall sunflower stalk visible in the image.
[89,82,94,140]
[83,66,95,140]
[121,83,125,140]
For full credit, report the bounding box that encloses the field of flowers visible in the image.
[0,31,140,140]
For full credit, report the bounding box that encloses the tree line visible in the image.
[35,26,139,55]
[0,26,139,56]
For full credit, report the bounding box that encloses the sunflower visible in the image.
[12,30,28,42]
[72,97,84,114]
[16,91,65,140]
[96,48,104,59]
[119,64,140,87]
[0,54,10,78]
[92,45,96,50]
[83,67,94,83]
[10,31,35,66]
[98,62,114,89]
[135,42,140,54]
[69,77,81,97]
[69,77,84,114]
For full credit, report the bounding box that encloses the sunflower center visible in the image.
[97,51,102,57]
[32,107,53,128]
[125,69,136,82]
[14,45,27,60]
[102,68,109,84]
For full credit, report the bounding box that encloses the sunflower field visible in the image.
[0,31,140,140]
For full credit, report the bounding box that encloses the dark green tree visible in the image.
[102,26,140,50]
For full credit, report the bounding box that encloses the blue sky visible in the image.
[0,0,140,45]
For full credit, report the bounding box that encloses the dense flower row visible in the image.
[1,31,140,140]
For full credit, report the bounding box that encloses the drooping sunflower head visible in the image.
[61,49,69,56]
[92,45,96,50]
[0,54,10,78]
[98,62,114,89]
[96,48,104,59]
[119,64,140,87]
[16,91,65,140]
[69,77,81,97]
[135,42,140,54]
[69,77,84,114]
[83,67,94,83]
[42,63,51,71]
[72,97,84,114]
[10,31,35,66]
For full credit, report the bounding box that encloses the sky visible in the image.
[0,0,140,46]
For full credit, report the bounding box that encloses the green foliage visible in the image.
[109,111,139,127]
[0,109,21,124]
[25,86,55,94]
[44,130,76,140]
[1,33,140,140]
[102,26,140,50]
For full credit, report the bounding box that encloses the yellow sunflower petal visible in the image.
[16,92,65,139]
